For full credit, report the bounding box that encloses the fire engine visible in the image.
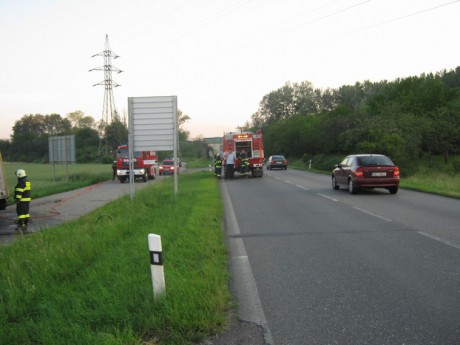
[0,151,9,210]
[115,145,157,183]
[223,130,265,178]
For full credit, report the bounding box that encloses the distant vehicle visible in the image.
[266,155,288,170]
[116,145,157,183]
[165,157,182,167]
[332,154,400,194]
[159,159,180,176]
[0,151,9,210]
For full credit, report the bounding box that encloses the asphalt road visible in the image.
[2,168,459,344]
[223,168,460,345]
[0,178,153,246]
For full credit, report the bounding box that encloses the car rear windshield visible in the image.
[272,156,285,160]
[357,156,394,166]
[162,161,174,165]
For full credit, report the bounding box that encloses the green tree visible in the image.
[11,114,71,162]
[104,118,128,154]
[66,110,96,129]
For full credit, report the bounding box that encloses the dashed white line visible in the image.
[353,207,392,222]
[317,193,338,202]
[296,185,310,191]
[417,232,460,250]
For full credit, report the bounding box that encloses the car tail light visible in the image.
[393,167,400,177]
[355,167,364,178]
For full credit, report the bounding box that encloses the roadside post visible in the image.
[148,234,165,298]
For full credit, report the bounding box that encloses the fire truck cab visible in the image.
[223,130,265,178]
[116,145,157,183]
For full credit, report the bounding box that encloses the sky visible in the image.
[1,0,459,140]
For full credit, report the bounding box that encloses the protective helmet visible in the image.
[15,169,27,178]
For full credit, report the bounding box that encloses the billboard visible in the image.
[48,135,76,163]
[128,96,177,152]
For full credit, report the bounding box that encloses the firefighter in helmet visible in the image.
[239,149,249,177]
[14,169,32,233]
[214,153,222,178]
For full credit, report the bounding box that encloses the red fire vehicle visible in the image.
[115,144,157,183]
[223,130,265,178]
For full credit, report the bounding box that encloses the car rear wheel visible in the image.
[332,175,339,190]
[348,178,357,194]
[388,186,398,194]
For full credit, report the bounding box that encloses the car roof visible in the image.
[348,154,386,157]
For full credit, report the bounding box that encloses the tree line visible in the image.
[247,67,460,174]
[0,110,195,163]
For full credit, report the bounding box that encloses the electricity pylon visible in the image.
[89,34,123,155]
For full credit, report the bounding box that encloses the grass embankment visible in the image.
[3,162,112,202]
[0,172,230,345]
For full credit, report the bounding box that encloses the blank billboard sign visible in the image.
[48,135,76,163]
[128,96,177,152]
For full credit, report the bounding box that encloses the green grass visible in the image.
[3,162,112,202]
[184,158,214,169]
[0,172,230,345]
[399,167,460,198]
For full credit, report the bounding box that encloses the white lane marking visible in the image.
[296,185,310,191]
[353,207,392,222]
[418,232,460,250]
[284,180,293,184]
[221,182,275,345]
[317,193,338,202]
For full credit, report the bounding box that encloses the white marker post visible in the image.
[148,234,165,298]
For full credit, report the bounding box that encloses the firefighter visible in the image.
[214,153,222,178]
[14,169,31,233]
[112,161,117,180]
[239,149,250,177]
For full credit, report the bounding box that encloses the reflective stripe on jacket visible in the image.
[15,178,31,202]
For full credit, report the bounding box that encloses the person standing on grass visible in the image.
[14,169,31,233]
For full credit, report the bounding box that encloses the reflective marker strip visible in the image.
[150,251,163,265]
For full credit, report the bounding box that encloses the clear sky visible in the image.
[1,0,459,140]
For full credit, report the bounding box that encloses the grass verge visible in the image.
[0,172,230,345]
[3,162,113,202]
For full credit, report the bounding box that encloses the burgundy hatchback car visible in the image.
[332,154,400,194]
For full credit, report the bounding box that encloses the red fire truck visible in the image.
[115,144,157,183]
[223,130,265,178]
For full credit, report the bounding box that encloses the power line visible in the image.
[316,0,460,44]
[129,0,255,60]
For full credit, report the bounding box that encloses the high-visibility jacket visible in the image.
[15,177,31,203]
[214,158,222,176]
[15,177,31,223]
